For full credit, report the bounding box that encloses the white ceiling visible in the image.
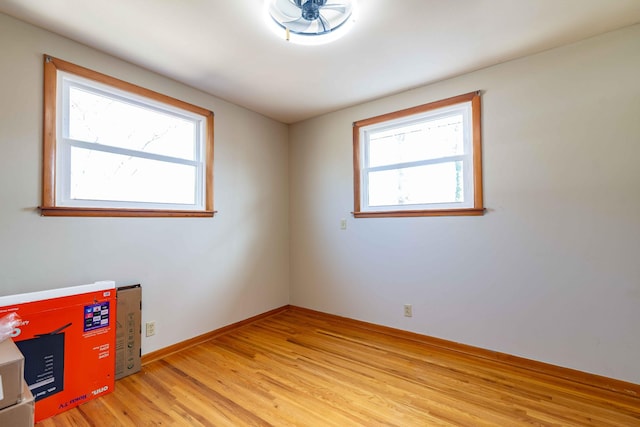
[1,0,639,124]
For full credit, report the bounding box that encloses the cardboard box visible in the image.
[0,381,35,427]
[115,285,141,380]
[0,281,116,422]
[0,338,25,410]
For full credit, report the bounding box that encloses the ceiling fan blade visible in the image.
[284,17,320,33]
[322,4,347,13]
[318,15,329,32]
[283,17,304,24]
[273,0,303,18]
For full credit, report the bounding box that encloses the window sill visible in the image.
[353,208,485,218]
[39,207,216,218]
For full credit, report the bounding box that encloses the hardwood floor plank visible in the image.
[36,309,640,426]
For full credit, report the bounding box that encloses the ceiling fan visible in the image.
[267,0,355,40]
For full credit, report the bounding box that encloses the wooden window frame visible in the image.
[352,91,484,218]
[41,55,215,218]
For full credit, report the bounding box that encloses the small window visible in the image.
[353,91,483,217]
[41,55,214,217]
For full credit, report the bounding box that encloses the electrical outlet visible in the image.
[404,304,412,317]
[145,321,156,337]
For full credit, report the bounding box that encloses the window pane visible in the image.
[68,86,196,161]
[368,162,464,207]
[368,114,463,168]
[70,147,196,205]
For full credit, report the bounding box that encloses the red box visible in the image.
[0,281,116,422]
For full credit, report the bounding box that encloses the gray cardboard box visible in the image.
[0,338,24,410]
[115,285,141,380]
[0,381,35,427]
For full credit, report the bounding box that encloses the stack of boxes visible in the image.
[0,282,141,424]
[0,281,117,422]
[0,338,34,426]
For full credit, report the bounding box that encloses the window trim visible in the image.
[41,55,215,217]
[352,91,484,218]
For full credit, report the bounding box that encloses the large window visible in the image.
[353,91,483,217]
[41,55,214,217]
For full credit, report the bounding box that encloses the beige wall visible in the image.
[289,25,640,383]
[0,13,290,354]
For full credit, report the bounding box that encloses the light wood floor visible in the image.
[37,309,640,426]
